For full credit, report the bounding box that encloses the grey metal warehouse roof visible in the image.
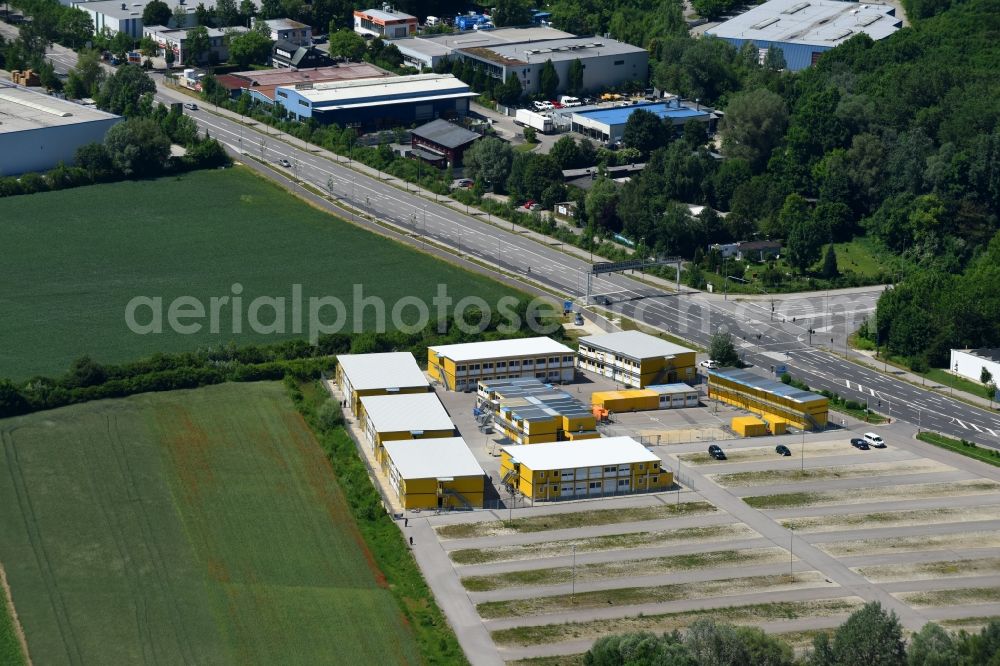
[471,36,645,65]
[410,119,479,149]
[706,0,900,47]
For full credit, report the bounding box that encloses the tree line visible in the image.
[585,602,1000,665]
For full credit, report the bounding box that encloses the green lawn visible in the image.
[917,431,1000,468]
[0,382,422,665]
[0,167,525,380]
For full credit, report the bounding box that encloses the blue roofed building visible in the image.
[569,99,716,146]
[706,0,902,71]
[273,73,477,128]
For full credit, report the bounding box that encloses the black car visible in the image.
[851,438,870,450]
[775,444,791,456]
[708,444,727,460]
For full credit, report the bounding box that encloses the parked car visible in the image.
[775,444,791,456]
[863,432,886,448]
[533,100,554,111]
[851,438,870,450]
[573,312,584,325]
[277,159,292,168]
[700,359,719,369]
[523,200,541,211]
[183,102,198,110]
[454,178,474,188]
[708,444,727,460]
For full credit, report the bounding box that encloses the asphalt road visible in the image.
[5,25,993,450]
[145,79,1000,450]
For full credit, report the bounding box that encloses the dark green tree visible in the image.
[567,57,584,95]
[787,217,824,273]
[492,0,532,26]
[228,27,272,66]
[539,58,559,98]
[709,329,739,366]
[497,72,523,106]
[584,176,620,231]
[585,631,696,666]
[813,602,907,666]
[96,64,156,116]
[906,623,958,666]
[142,0,172,26]
[184,25,211,64]
[104,118,170,176]
[215,0,239,26]
[550,136,581,169]
[463,136,514,192]
[621,108,669,157]
[821,244,839,279]
[328,28,365,60]
[720,88,788,171]
[260,0,281,19]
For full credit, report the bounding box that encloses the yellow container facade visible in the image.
[500,450,672,501]
[393,475,485,510]
[428,347,576,391]
[368,429,458,463]
[710,375,828,431]
[591,389,660,412]
[732,416,768,437]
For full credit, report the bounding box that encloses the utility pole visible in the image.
[801,429,805,471]
[789,527,794,576]
[571,544,577,602]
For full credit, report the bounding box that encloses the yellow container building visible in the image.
[428,337,576,392]
[334,352,430,413]
[592,384,700,412]
[382,437,485,510]
[732,415,769,437]
[500,436,671,501]
[477,378,598,444]
[708,368,828,431]
[578,330,697,387]
[357,393,456,463]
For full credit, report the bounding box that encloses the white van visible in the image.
[425,15,440,26]
[863,432,885,448]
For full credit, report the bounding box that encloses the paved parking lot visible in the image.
[408,382,1000,665]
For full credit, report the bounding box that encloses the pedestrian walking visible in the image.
[404,517,408,527]
[409,536,414,546]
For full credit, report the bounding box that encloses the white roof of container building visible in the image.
[580,330,694,360]
[648,383,699,395]
[503,436,661,471]
[383,437,485,479]
[360,393,454,433]
[429,337,573,362]
[706,0,900,47]
[336,352,429,391]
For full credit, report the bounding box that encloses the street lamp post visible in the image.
[789,527,794,576]
[571,544,577,602]
[801,429,805,471]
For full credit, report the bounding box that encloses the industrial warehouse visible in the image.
[273,73,477,128]
[0,82,122,176]
[706,0,902,70]
[570,99,717,146]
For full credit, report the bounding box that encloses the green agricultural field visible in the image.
[0,167,526,380]
[0,382,422,665]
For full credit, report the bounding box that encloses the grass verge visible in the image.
[436,501,716,540]
[477,572,828,619]
[450,523,755,565]
[899,587,1000,608]
[0,565,26,666]
[781,506,1000,533]
[820,531,1000,558]
[856,557,1000,583]
[490,597,864,647]
[292,379,468,665]
[743,480,1000,510]
[712,460,944,488]
[507,655,585,666]
[917,432,1000,468]
[462,548,788,592]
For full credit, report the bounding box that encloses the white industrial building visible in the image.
[706,0,902,71]
[73,0,261,38]
[389,26,574,70]
[0,83,122,176]
[950,349,1000,387]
